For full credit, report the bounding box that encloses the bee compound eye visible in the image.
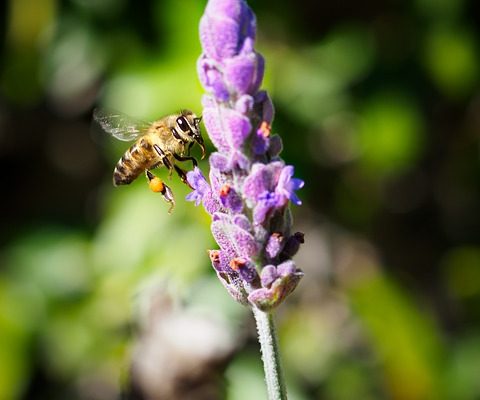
[176,116,189,133]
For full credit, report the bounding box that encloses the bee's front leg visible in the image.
[173,153,198,168]
[173,165,193,189]
[145,170,175,213]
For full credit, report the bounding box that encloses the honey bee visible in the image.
[93,108,205,213]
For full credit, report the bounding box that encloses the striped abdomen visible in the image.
[113,137,157,186]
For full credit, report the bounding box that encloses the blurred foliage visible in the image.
[1,0,480,399]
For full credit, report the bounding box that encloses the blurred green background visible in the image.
[1,0,480,399]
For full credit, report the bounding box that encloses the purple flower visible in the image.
[253,191,281,225]
[276,165,305,206]
[188,0,304,309]
[186,167,210,206]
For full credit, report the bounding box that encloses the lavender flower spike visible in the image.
[188,0,304,312]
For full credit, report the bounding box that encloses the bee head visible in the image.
[176,111,206,159]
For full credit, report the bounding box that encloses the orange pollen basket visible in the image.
[148,177,165,193]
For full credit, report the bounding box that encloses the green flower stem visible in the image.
[253,307,288,400]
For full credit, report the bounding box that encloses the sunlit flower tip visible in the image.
[260,265,278,288]
[200,0,256,64]
[185,167,210,206]
[229,257,258,283]
[266,232,283,259]
[205,0,252,26]
[276,165,305,206]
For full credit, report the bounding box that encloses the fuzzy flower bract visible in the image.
[188,0,304,311]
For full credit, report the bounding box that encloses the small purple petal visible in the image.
[232,228,258,258]
[266,232,283,259]
[209,163,229,194]
[185,191,202,206]
[275,165,304,206]
[219,185,243,213]
[243,161,284,204]
[235,94,254,114]
[248,266,303,311]
[289,192,302,206]
[211,214,237,259]
[224,52,264,95]
[238,265,258,283]
[209,152,230,172]
[260,265,278,288]
[203,190,223,215]
[276,260,297,277]
[230,258,259,284]
[211,213,259,258]
[228,151,250,170]
[203,105,231,153]
[199,15,241,61]
[186,167,211,206]
[223,108,252,149]
[233,214,252,231]
[253,191,281,225]
[197,57,230,101]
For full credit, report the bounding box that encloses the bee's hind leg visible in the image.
[145,170,175,213]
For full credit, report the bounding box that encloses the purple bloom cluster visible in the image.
[187,0,304,311]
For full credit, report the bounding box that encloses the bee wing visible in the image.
[93,108,151,142]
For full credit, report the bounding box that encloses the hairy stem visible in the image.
[253,307,288,400]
